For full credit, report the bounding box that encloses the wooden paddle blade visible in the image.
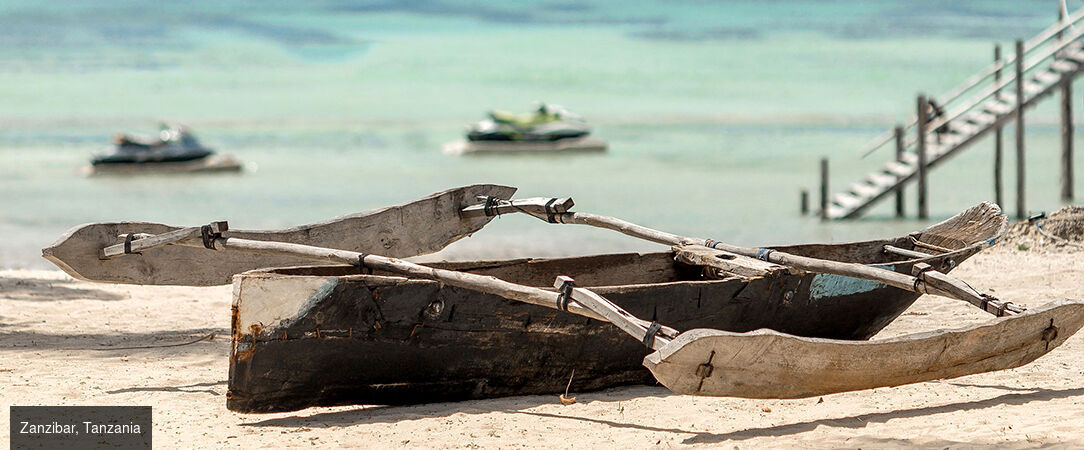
[42,184,516,286]
[645,299,1084,398]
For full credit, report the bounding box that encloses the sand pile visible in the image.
[1002,205,1084,250]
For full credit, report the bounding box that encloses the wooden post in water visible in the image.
[819,158,828,221]
[894,126,905,217]
[1059,3,1074,202]
[800,189,809,215]
[994,44,1004,208]
[1015,39,1026,220]
[1062,85,1074,201]
[916,95,929,220]
[1058,5,1065,41]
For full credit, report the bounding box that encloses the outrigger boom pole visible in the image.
[465,196,1023,317]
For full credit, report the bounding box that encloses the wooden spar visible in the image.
[1015,39,1027,220]
[916,94,929,220]
[883,245,934,260]
[554,276,672,349]
[819,158,828,221]
[994,43,1004,207]
[133,233,680,345]
[894,125,905,217]
[496,201,1021,316]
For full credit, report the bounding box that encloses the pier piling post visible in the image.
[994,44,1004,208]
[894,126,905,217]
[916,95,929,220]
[1015,39,1026,220]
[800,189,809,215]
[1059,5,1073,202]
[1062,84,1074,201]
[819,158,828,221]
[1061,75,1074,203]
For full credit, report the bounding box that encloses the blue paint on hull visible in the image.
[809,265,895,300]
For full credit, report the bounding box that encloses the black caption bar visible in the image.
[10,406,151,449]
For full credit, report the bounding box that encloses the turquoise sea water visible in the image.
[2,1,1081,269]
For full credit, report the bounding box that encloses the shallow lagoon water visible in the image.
[1,1,1080,268]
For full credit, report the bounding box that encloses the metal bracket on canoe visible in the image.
[201,221,229,249]
[100,221,228,259]
[461,196,574,221]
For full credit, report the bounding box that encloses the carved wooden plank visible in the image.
[644,299,1084,398]
[672,245,787,279]
[42,184,516,286]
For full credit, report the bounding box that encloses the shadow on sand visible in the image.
[679,387,1084,444]
[242,384,1084,445]
[0,276,128,301]
[107,381,228,396]
[0,328,229,355]
[239,385,674,428]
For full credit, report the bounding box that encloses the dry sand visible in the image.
[2,240,1083,448]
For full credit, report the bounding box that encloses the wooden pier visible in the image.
[820,9,1082,220]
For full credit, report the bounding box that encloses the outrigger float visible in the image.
[42,185,1084,413]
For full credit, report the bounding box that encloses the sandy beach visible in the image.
[2,226,1083,448]
[6,2,1084,448]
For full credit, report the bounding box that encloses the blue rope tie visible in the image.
[756,248,774,262]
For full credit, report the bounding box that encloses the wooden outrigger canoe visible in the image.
[225,202,1007,412]
[40,186,1083,415]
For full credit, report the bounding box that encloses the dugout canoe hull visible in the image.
[227,204,1006,413]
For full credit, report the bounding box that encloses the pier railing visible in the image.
[818,7,1081,220]
[858,9,1084,159]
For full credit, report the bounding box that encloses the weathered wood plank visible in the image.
[42,184,516,286]
[644,299,1084,398]
[672,245,787,279]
